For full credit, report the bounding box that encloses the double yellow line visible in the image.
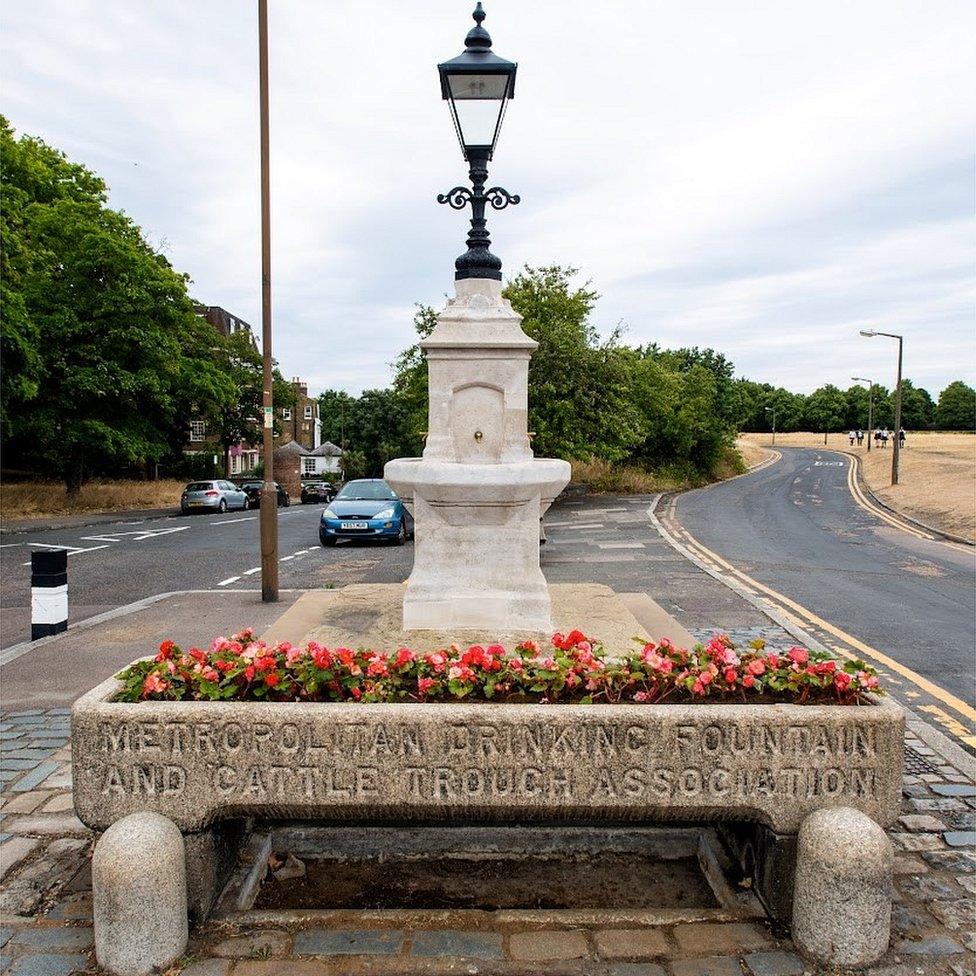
[843,454,936,542]
[656,497,976,745]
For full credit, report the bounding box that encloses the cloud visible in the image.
[1,0,973,397]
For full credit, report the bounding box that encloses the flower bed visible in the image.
[117,629,881,706]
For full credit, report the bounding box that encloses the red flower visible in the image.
[834,671,853,692]
[311,645,333,669]
[394,647,416,668]
[724,668,737,684]
[265,672,280,688]
[244,665,256,681]
[417,677,435,696]
[742,674,755,688]
[157,640,176,661]
[746,659,766,676]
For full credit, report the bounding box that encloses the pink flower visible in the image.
[834,671,853,692]
[417,677,435,695]
[143,673,169,696]
[634,690,650,702]
[746,659,766,676]
[724,668,737,684]
[425,651,447,673]
[286,646,304,666]
[788,647,809,666]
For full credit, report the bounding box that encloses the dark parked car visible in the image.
[301,482,336,504]
[319,479,413,546]
[240,481,290,508]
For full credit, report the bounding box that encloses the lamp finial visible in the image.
[465,2,492,50]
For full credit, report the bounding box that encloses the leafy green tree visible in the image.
[803,384,847,433]
[503,266,644,462]
[936,381,975,430]
[318,390,358,451]
[893,380,935,431]
[0,120,272,492]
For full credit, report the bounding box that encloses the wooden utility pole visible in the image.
[258,0,279,601]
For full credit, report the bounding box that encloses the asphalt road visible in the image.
[670,447,976,705]
[0,503,413,649]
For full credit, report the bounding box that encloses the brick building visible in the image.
[275,378,321,453]
[182,306,260,475]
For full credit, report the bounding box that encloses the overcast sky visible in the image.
[2,0,973,397]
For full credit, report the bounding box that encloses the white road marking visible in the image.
[596,541,646,549]
[218,576,241,586]
[80,536,120,543]
[20,543,110,566]
[210,517,256,525]
[280,555,295,562]
[242,567,261,575]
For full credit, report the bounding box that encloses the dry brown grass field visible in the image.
[0,479,186,522]
[740,431,976,542]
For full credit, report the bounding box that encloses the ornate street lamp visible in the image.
[437,2,519,280]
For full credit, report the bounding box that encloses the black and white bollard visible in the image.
[31,548,68,640]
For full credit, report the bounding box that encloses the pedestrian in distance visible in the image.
[856,429,864,446]
[880,429,889,449]
[849,430,856,446]
[899,427,906,448]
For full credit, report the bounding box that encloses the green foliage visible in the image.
[319,267,737,480]
[936,381,976,431]
[802,384,848,432]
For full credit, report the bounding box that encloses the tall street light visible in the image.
[258,0,278,601]
[764,405,776,446]
[852,376,874,452]
[437,2,519,280]
[860,330,903,485]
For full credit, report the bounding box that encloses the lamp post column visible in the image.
[892,336,903,486]
[867,386,873,452]
[258,0,278,602]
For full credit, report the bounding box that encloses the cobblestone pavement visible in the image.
[0,703,973,975]
[1,493,973,974]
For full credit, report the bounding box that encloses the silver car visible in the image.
[180,480,249,514]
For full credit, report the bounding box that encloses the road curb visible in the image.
[0,588,305,668]
[647,494,975,781]
[1,507,178,536]
[846,452,974,547]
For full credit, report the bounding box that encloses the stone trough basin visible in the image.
[72,680,904,929]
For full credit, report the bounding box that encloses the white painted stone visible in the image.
[385,277,570,632]
[93,811,188,975]
[792,806,893,968]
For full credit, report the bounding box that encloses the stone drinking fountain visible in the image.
[385,2,570,632]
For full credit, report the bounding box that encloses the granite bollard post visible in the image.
[792,806,893,968]
[93,811,188,975]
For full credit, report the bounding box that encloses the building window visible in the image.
[189,420,206,442]
[304,405,313,420]
[302,457,316,476]
[231,454,242,474]
[282,408,292,421]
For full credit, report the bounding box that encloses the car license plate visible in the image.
[189,501,204,507]
[341,521,369,530]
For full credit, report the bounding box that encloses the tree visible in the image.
[803,385,847,434]
[893,380,935,431]
[936,381,975,431]
[201,331,295,476]
[1,120,257,492]
[503,266,644,463]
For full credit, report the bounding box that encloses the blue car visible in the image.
[319,479,413,547]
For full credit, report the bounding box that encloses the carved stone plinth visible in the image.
[385,277,570,632]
